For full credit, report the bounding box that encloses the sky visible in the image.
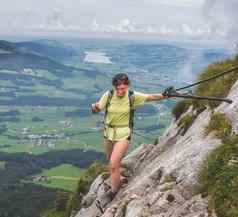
[0,0,237,44]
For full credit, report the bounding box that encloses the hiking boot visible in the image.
[106,189,118,201]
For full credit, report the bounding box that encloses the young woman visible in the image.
[91,73,169,201]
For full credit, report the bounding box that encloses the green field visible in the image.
[32,164,85,191]
[0,161,6,170]
[0,40,172,192]
[0,45,172,156]
[0,102,170,155]
[0,105,104,154]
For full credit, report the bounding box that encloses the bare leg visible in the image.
[103,138,114,162]
[109,139,130,193]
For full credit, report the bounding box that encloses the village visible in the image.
[20,120,73,149]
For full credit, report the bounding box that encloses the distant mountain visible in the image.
[0,40,17,52]
[0,40,77,61]
[0,51,74,78]
[0,40,108,106]
[0,40,107,79]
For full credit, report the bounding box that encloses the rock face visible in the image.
[75,80,238,217]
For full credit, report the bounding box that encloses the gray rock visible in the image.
[81,174,105,207]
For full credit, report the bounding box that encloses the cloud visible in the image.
[0,1,205,31]
[157,0,205,8]
[203,0,238,45]
[2,0,235,44]
[181,24,193,36]
[158,26,176,36]
[25,17,220,41]
[46,9,66,28]
[107,19,136,33]
[91,19,100,31]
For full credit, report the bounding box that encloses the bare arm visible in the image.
[146,93,168,102]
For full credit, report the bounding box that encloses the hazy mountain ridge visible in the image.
[0,40,109,107]
[0,40,76,61]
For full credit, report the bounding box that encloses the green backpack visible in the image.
[104,89,135,132]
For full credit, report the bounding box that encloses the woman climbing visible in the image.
[91,73,170,205]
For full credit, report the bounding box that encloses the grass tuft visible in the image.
[198,134,238,217]
[204,112,232,141]
[171,99,192,120]
[177,113,197,136]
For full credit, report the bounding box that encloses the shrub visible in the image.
[172,55,238,120]
[41,161,107,217]
[177,113,197,135]
[204,112,232,141]
[171,99,192,120]
[41,210,65,217]
[55,191,69,212]
[198,134,238,217]
[193,56,238,109]
[66,161,107,215]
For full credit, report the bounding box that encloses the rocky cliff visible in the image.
[74,79,238,217]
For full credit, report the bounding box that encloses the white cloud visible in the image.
[91,19,100,31]
[88,18,137,33]
[203,0,238,44]
[0,0,205,31]
[0,0,235,43]
[25,17,225,41]
[117,19,136,32]
[181,24,193,36]
[145,25,157,34]
[158,26,176,36]
[157,0,205,8]
[46,9,66,28]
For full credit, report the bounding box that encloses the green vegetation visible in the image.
[196,101,235,215]
[0,149,105,217]
[0,38,234,217]
[0,106,104,154]
[41,210,65,217]
[41,162,107,217]
[40,191,70,217]
[171,99,193,120]
[195,56,238,109]
[172,55,238,217]
[0,161,6,170]
[204,112,232,141]
[36,179,79,192]
[177,113,197,136]
[33,164,85,191]
[66,162,107,213]
[198,134,238,217]
[172,55,238,120]
[0,104,169,155]
[41,164,85,177]
[0,183,57,217]
[0,39,179,156]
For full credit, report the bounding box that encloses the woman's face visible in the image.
[115,84,128,97]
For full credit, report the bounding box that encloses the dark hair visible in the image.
[112,73,130,86]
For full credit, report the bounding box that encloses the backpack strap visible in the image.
[128,90,135,133]
[104,90,114,125]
